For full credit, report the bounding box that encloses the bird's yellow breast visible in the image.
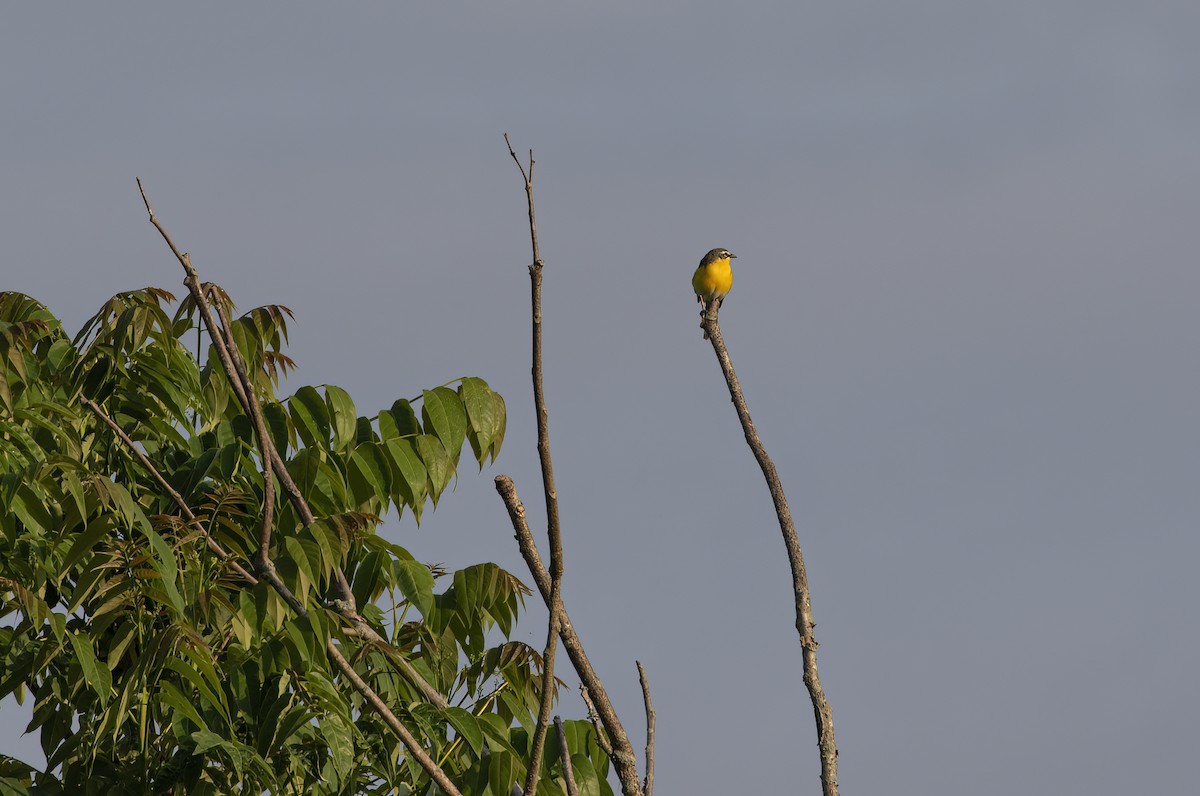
[692,257,734,302]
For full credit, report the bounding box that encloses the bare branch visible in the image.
[554,716,579,796]
[503,137,585,796]
[502,137,560,570]
[523,602,561,796]
[579,686,613,758]
[258,432,276,556]
[700,303,840,796]
[504,134,542,268]
[636,662,655,796]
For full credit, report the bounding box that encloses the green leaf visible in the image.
[487,748,517,796]
[459,377,506,465]
[445,707,483,755]
[289,385,330,449]
[8,483,55,534]
[395,559,434,617]
[348,442,391,506]
[60,515,115,575]
[68,631,111,704]
[477,712,521,758]
[181,645,231,722]
[321,716,354,783]
[59,467,87,526]
[498,686,535,734]
[171,447,218,503]
[324,384,356,452]
[303,668,351,722]
[160,679,209,731]
[421,387,467,464]
[262,400,294,457]
[46,338,74,371]
[350,551,383,608]
[384,438,427,518]
[99,479,150,533]
[571,754,603,796]
[144,526,185,615]
[191,729,231,755]
[488,391,506,462]
[389,399,421,438]
[273,705,315,753]
[415,434,453,505]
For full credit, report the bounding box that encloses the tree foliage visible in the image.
[0,288,611,795]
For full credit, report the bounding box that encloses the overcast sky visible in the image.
[3,3,1199,793]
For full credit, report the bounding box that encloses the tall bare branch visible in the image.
[503,136,567,796]
[700,301,839,796]
[498,137,645,796]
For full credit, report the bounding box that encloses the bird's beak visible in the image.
[730,253,738,259]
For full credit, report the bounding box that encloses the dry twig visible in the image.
[554,716,579,796]
[700,301,839,796]
[579,686,613,758]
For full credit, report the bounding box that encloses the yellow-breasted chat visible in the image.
[692,247,736,339]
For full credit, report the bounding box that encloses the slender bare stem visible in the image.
[257,437,275,557]
[502,136,580,796]
[503,136,559,545]
[554,716,579,796]
[700,302,839,796]
[524,603,560,796]
[579,686,613,758]
[636,662,655,796]
[137,181,254,419]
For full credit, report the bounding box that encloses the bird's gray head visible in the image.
[701,248,737,265]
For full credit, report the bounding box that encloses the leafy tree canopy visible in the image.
[0,288,611,795]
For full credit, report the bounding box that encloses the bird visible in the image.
[692,247,737,339]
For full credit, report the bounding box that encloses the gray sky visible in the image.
[3,3,1199,793]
